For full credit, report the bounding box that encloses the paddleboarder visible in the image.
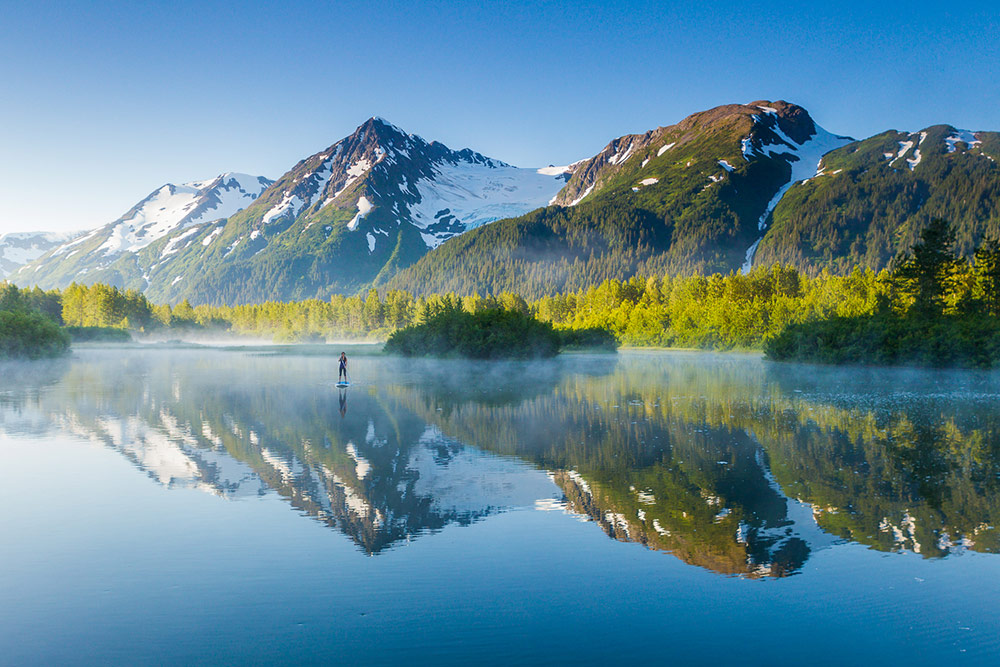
[338,352,348,384]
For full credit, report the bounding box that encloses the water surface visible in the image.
[2,348,999,664]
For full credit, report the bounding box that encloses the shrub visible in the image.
[556,327,619,351]
[384,307,560,359]
[63,326,133,343]
[0,310,71,359]
[765,312,1000,368]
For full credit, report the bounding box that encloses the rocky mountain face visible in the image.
[388,100,855,296]
[143,117,572,304]
[755,124,1000,273]
[390,101,1000,297]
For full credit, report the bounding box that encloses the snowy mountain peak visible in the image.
[251,118,572,250]
[11,171,272,286]
[95,172,274,256]
[740,100,852,161]
[740,103,854,272]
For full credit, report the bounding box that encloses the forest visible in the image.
[2,218,999,366]
[766,218,1000,367]
[3,264,886,350]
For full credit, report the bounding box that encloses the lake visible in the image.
[2,347,999,665]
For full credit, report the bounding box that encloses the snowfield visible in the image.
[0,231,84,277]
[98,173,270,255]
[741,114,853,273]
[405,160,571,248]
[945,129,981,153]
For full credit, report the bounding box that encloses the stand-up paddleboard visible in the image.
[336,381,350,388]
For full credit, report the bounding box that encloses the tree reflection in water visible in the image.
[2,348,999,576]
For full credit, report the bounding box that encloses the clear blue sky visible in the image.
[2,0,998,233]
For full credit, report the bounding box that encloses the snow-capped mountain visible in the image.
[15,103,999,304]
[0,231,85,278]
[13,119,572,303]
[247,117,573,251]
[736,105,853,271]
[391,100,1000,296]
[96,172,274,256]
[391,100,858,295]
[14,173,273,288]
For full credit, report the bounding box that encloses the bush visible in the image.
[384,307,560,359]
[0,310,71,359]
[765,312,1000,368]
[63,326,133,343]
[556,327,619,351]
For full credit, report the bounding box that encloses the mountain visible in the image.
[14,173,273,290]
[754,125,1000,273]
[388,100,853,296]
[390,103,1000,297]
[14,103,1000,303]
[134,117,572,304]
[16,118,572,304]
[0,231,84,278]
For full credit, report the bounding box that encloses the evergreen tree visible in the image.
[974,237,1000,315]
[891,218,961,316]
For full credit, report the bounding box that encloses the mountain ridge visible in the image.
[10,102,1000,303]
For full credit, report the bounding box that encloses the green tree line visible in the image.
[5,217,999,362]
[767,219,1000,366]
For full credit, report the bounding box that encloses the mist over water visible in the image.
[2,347,1000,663]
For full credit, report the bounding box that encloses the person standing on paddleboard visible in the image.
[338,352,348,383]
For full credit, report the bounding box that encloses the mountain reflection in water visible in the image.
[2,348,999,577]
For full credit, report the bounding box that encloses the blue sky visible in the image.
[2,0,998,233]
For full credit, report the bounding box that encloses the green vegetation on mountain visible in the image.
[766,219,1000,367]
[757,126,1000,273]
[388,102,824,297]
[15,104,1000,307]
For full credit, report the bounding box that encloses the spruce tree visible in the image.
[891,218,960,316]
[974,237,1000,316]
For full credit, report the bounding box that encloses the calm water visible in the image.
[2,347,1000,665]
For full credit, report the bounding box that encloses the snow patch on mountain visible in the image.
[906,132,928,171]
[99,173,270,255]
[608,143,634,165]
[657,142,676,156]
[406,161,569,248]
[890,139,915,167]
[945,129,981,153]
[161,227,202,256]
[347,196,373,231]
[742,119,853,273]
[262,192,305,225]
[569,184,595,207]
[0,231,85,277]
[202,226,224,246]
